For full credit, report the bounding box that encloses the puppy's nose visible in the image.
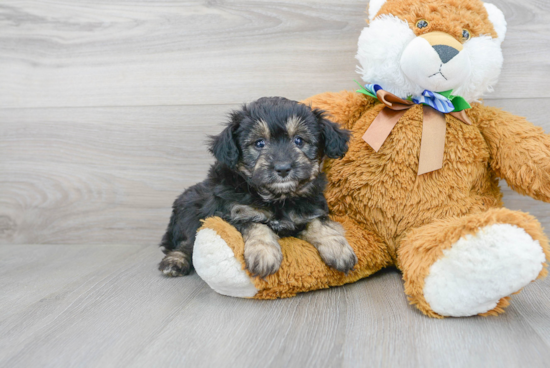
[432,45,459,64]
[274,163,292,178]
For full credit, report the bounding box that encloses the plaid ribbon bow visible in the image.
[356,83,473,175]
[363,84,471,113]
[412,90,455,113]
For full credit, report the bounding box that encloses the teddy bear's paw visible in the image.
[423,224,546,317]
[193,228,258,298]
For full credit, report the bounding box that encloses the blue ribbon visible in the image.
[411,90,455,114]
[364,84,456,114]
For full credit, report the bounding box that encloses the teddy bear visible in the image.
[190,0,550,318]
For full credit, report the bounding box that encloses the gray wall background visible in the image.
[1,0,549,246]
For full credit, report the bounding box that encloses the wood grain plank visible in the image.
[341,271,550,368]
[0,0,549,109]
[2,98,549,246]
[0,243,144,322]
[0,244,548,368]
[512,278,550,347]
[0,244,208,368]
[0,104,231,245]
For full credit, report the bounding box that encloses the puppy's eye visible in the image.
[255,139,266,149]
[462,29,471,41]
[294,136,304,147]
[416,19,429,29]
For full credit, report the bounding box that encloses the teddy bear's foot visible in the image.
[193,227,258,298]
[399,208,549,318]
[423,223,545,317]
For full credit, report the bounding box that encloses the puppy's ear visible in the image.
[314,109,350,159]
[208,111,242,168]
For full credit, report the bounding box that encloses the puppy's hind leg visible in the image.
[159,249,192,277]
[158,189,203,277]
[159,222,194,277]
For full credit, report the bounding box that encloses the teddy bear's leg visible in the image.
[192,217,258,298]
[193,216,392,299]
[398,208,549,318]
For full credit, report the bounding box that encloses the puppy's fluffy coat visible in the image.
[159,97,357,278]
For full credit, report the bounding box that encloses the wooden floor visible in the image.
[0,244,549,368]
[1,1,550,367]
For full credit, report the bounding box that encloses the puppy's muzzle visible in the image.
[274,162,292,178]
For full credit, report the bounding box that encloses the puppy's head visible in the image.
[209,97,350,198]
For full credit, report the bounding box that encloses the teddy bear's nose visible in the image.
[433,45,460,64]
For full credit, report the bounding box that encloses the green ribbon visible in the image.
[354,80,471,112]
[436,90,471,112]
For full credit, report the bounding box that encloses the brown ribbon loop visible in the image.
[418,106,447,175]
[362,108,407,152]
[376,90,414,110]
[361,90,414,152]
[362,90,471,175]
[449,110,472,126]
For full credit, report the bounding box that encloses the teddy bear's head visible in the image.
[357,0,507,102]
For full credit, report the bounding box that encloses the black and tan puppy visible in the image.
[159,97,357,278]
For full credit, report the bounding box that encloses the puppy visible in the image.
[158,97,357,278]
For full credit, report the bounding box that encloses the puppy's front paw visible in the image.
[159,251,191,277]
[299,219,357,274]
[244,239,283,278]
[317,235,357,274]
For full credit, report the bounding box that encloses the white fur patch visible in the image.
[368,0,387,21]
[400,36,471,93]
[423,224,545,317]
[193,228,258,298]
[484,3,507,45]
[356,14,504,102]
[452,35,503,102]
[356,15,422,98]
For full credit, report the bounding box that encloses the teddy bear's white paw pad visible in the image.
[193,228,258,298]
[423,224,545,317]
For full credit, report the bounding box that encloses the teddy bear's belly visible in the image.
[325,106,502,247]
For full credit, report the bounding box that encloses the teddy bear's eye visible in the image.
[462,29,471,41]
[416,19,429,29]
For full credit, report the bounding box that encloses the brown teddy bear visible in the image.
[191,0,550,318]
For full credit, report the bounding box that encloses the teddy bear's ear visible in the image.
[484,3,507,45]
[368,0,387,22]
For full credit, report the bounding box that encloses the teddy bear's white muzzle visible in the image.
[400,33,471,93]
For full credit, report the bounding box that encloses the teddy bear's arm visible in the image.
[474,105,550,202]
[302,91,374,130]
